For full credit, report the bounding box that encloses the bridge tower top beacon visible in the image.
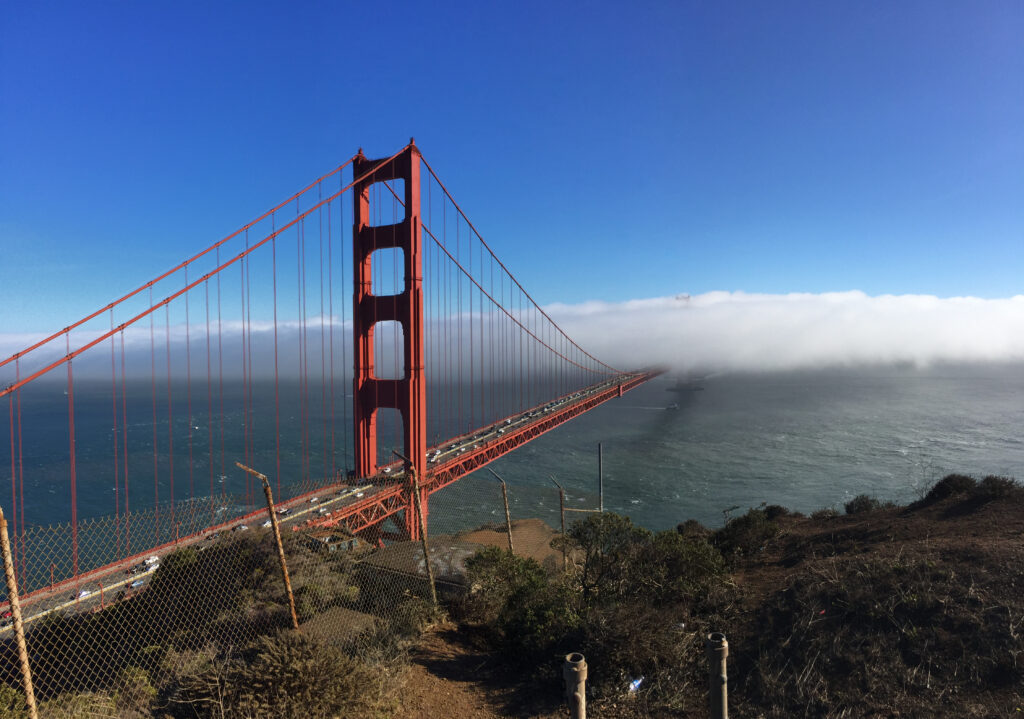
[352,141,427,538]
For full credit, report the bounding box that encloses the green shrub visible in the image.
[676,518,710,538]
[113,666,156,717]
[0,686,28,719]
[636,531,726,605]
[975,475,1022,501]
[167,630,378,719]
[499,577,580,660]
[764,504,792,521]
[810,507,839,520]
[566,513,651,604]
[462,546,550,624]
[844,494,881,515]
[923,474,977,504]
[713,508,780,561]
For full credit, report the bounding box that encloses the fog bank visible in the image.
[546,291,1024,373]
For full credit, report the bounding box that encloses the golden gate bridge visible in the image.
[0,141,658,609]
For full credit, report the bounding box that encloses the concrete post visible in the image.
[563,652,587,719]
[706,632,729,719]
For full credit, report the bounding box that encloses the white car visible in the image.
[144,555,159,565]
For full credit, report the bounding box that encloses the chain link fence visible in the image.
[0,472,595,717]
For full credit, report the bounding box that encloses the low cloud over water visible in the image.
[547,291,1024,373]
[5,291,1024,381]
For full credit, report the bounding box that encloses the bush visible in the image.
[461,512,739,711]
[922,474,977,505]
[975,475,1023,501]
[113,666,157,718]
[167,630,378,719]
[676,518,710,538]
[844,494,881,515]
[638,531,726,605]
[462,546,550,624]
[810,507,839,520]
[764,504,792,521]
[0,686,28,719]
[713,508,780,561]
[567,513,652,604]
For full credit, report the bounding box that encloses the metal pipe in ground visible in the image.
[0,507,39,719]
[563,652,587,719]
[705,632,729,719]
[236,462,300,630]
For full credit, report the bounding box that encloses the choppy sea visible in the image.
[4,363,1023,534]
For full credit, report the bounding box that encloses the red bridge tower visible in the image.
[352,143,428,540]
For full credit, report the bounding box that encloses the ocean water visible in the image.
[3,363,1024,535]
[479,363,1024,530]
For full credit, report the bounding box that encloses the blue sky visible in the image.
[1,0,1022,336]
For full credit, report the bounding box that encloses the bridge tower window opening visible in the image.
[372,320,405,380]
[365,179,406,228]
[370,247,404,297]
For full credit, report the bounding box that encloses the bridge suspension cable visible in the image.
[0,141,651,598]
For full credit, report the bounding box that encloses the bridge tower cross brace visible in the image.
[352,144,428,540]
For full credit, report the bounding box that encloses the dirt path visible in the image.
[393,623,565,719]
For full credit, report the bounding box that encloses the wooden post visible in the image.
[487,468,515,554]
[411,470,438,607]
[0,507,39,719]
[392,449,438,606]
[236,462,300,630]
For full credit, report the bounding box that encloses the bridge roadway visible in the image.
[305,370,660,534]
[0,370,659,628]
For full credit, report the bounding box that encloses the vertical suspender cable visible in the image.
[217,247,226,503]
[205,279,214,523]
[272,218,282,499]
[319,183,328,482]
[186,266,193,502]
[150,288,160,538]
[240,252,249,504]
[120,331,130,554]
[165,305,175,529]
[66,334,78,578]
[327,198,336,478]
[339,173,348,474]
[110,311,120,557]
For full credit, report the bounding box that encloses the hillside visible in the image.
[395,476,1024,718]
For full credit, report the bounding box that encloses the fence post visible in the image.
[706,632,729,719]
[486,468,515,554]
[563,652,587,719]
[0,507,39,719]
[549,476,567,572]
[411,470,439,607]
[236,462,300,631]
